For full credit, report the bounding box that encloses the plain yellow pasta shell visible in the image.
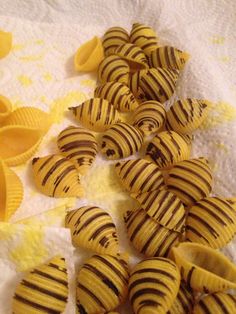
[74,36,104,72]
[0,125,43,166]
[0,29,12,59]
[77,254,129,313]
[0,95,12,122]
[171,242,236,293]
[103,26,129,56]
[65,206,119,256]
[129,69,148,101]
[12,256,68,314]
[167,281,194,314]
[129,257,180,314]
[0,159,23,221]
[32,154,84,198]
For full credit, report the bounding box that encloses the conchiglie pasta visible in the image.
[0,95,12,123]
[129,69,148,101]
[0,29,12,59]
[69,98,121,132]
[103,26,129,56]
[167,282,194,314]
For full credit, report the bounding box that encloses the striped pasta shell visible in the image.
[167,281,194,314]
[124,208,181,257]
[149,46,190,70]
[103,26,129,56]
[65,206,119,256]
[139,67,179,103]
[69,98,121,132]
[134,190,186,232]
[12,256,68,314]
[193,292,236,314]
[98,55,129,85]
[226,197,236,211]
[145,131,191,169]
[0,94,12,122]
[129,69,148,101]
[57,126,98,175]
[166,99,210,134]
[132,100,166,136]
[94,81,139,112]
[101,122,144,160]
[186,196,236,249]
[77,254,129,313]
[32,154,84,198]
[115,43,149,71]
[0,159,23,221]
[167,158,213,207]
[115,158,165,195]
[129,257,180,314]
[171,242,236,292]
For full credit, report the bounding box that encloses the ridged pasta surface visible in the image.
[103,26,129,56]
[167,282,194,314]
[129,69,148,101]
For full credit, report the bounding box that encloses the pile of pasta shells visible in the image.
[12,23,236,314]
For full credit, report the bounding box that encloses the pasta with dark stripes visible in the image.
[103,26,129,56]
[167,281,194,314]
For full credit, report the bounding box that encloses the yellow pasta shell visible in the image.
[124,208,180,257]
[149,46,190,70]
[130,22,159,56]
[101,122,144,160]
[193,292,236,314]
[139,67,179,103]
[57,125,98,175]
[77,254,129,313]
[129,257,180,314]
[145,130,191,169]
[186,196,236,249]
[115,158,165,195]
[0,125,42,166]
[2,106,52,133]
[129,69,148,101]
[167,281,194,314]
[0,159,23,221]
[115,43,149,71]
[226,197,236,211]
[74,36,104,72]
[98,54,129,85]
[167,158,213,207]
[69,98,121,132]
[0,29,12,59]
[65,206,119,255]
[12,256,68,314]
[134,190,186,232]
[0,95,12,122]
[132,100,166,135]
[103,26,129,56]
[171,242,236,292]
[32,154,84,198]
[166,99,210,134]
[94,81,139,112]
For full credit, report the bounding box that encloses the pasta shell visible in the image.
[77,254,129,313]
[132,100,166,136]
[0,159,23,221]
[167,281,194,314]
[115,43,149,71]
[101,122,144,160]
[166,99,210,134]
[74,36,104,72]
[134,190,186,232]
[98,55,129,85]
[124,208,181,257]
[186,196,236,249]
[145,130,191,169]
[129,69,148,101]
[0,125,42,166]
[130,22,159,56]
[103,26,129,56]
[2,106,52,133]
[167,158,213,207]
[149,46,190,70]
[129,257,180,314]
[69,98,121,132]
[12,256,68,314]
[193,292,236,314]
[0,29,12,59]
[94,81,139,112]
[0,94,12,122]
[57,126,98,175]
[226,197,236,211]
[65,206,119,255]
[139,67,179,103]
[171,242,236,292]
[32,154,84,198]
[115,158,165,195]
